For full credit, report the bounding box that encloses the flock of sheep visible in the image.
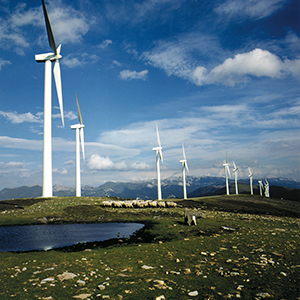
[101,199,178,209]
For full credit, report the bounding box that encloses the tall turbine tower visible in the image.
[153,124,163,200]
[248,167,253,195]
[223,152,231,195]
[35,0,64,197]
[232,161,239,195]
[180,144,189,200]
[71,94,85,197]
[258,180,263,196]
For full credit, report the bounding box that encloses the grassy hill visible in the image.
[0,195,299,299]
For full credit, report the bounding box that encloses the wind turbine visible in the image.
[35,0,64,197]
[232,161,239,195]
[153,124,163,200]
[71,94,85,197]
[223,152,231,195]
[248,167,253,195]
[258,180,264,196]
[180,144,189,200]
[264,179,270,197]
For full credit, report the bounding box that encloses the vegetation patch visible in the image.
[0,195,299,299]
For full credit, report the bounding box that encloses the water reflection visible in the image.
[0,223,143,252]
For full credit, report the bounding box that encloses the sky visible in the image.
[0,0,299,190]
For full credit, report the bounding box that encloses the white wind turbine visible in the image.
[248,167,253,195]
[35,0,64,197]
[223,152,231,195]
[180,144,189,200]
[258,180,264,196]
[264,179,270,197]
[71,94,85,197]
[232,161,239,195]
[153,124,163,200]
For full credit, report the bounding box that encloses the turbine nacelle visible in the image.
[70,124,85,130]
[232,161,238,173]
[223,163,231,177]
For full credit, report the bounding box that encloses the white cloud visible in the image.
[214,0,286,20]
[45,4,91,44]
[53,168,68,175]
[99,39,112,49]
[0,58,11,70]
[86,154,150,171]
[111,60,122,68]
[0,110,43,124]
[86,154,127,171]
[0,1,91,54]
[0,136,42,151]
[0,161,26,169]
[192,49,300,86]
[119,69,148,80]
[63,53,100,68]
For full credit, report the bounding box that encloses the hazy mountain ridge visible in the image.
[0,176,299,201]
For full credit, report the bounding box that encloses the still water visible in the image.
[0,223,144,252]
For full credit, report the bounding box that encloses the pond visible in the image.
[0,223,144,252]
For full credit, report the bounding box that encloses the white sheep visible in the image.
[166,201,177,208]
[148,201,157,208]
[101,200,112,207]
[157,201,166,208]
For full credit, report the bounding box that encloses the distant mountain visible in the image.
[0,185,42,200]
[0,176,299,201]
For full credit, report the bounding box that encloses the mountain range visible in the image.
[0,176,299,202]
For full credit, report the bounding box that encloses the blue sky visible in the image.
[0,0,299,190]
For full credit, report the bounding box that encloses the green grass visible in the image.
[0,195,299,299]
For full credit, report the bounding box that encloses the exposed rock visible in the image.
[188,290,199,296]
[57,272,77,281]
[76,279,86,286]
[72,294,92,299]
[98,284,106,290]
[41,277,55,284]
[155,296,165,300]
[141,265,154,269]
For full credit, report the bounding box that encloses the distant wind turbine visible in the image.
[35,0,64,197]
[180,144,189,200]
[248,167,253,195]
[153,124,163,200]
[223,152,231,195]
[258,180,264,196]
[71,94,85,197]
[232,161,239,195]
[264,179,270,197]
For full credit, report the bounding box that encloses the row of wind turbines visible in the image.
[36,0,85,197]
[223,152,270,197]
[153,128,270,201]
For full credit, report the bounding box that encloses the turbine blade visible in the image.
[80,128,85,161]
[226,165,231,177]
[76,93,83,125]
[226,151,228,163]
[41,0,57,54]
[185,161,189,172]
[233,161,236,170]
[182,144,186,160]
[156,124,161,148]
[159,149,163,162]
[53,59,64,126]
